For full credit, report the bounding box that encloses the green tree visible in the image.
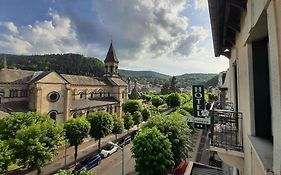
[170,76,178,93]
[87,111,114,149]
[161,82,170,95]
[0,140,11,174]
[143,115,192,166]
[131,127,174,175]
[132,111,143,128]
[112,116,124,139]
[122,100,142,114]
[166,93,181,108]
[64,117,91,163]
[0,112,49,140]
[151,96,163,108]
[124,113,134,132]
[13,120,64,174]
[141,108,151,122]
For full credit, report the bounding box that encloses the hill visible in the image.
[0,53,105,77]
[0,54,218,88]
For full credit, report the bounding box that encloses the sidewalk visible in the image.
[26,126,138,175]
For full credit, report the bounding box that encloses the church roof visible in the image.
[104,42,119,63]
[105,77,128,87]
[0,69,34,83]
[61,74,108,86]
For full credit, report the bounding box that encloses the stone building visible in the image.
[208,0,281,175]
[0,42,128,122]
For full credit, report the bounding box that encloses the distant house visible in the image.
[0,42,128,122]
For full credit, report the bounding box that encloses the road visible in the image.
[90,143,137,175]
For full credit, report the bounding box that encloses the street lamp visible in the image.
[108,141,124,175]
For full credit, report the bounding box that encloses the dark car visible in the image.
[130,130,139,140]
[117,136,131,147]
[73,154,102,174]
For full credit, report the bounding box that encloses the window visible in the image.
[110,66,113,73]
[49,111,57,120]
[48,91,60,102]
[90,92,94,98]
[100,92,102,97]
[114,106,117,113]
[80,93,83,99]
[122,91,125,98]
[108,92,110,96]
[73,113,77,118]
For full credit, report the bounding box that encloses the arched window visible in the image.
[122,91,125,98]
[90,92,94,99]
[49,111,57,120]
[110,66,113,73]
[73,112,77,118]
[80,92,83,99]
[108,92,110,96]
[100,92,102,97]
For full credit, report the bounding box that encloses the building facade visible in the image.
[208,0,281,175]
[0,42,128,122]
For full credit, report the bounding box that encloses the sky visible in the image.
[0,0,228,75]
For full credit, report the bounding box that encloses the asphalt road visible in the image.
[90,143,137,175]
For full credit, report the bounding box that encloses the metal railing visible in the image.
[209,102,243,152]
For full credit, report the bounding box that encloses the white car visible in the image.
[100,145,118,158]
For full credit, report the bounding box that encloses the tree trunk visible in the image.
[98,139,101,150]
[74,144,78,164]
[37,168,42,175]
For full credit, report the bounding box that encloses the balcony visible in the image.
[209,109,243,152]
[208,102,244,172]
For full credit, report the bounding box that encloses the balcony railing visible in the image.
[209,102,243,152]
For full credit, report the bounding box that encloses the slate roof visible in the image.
[0,69,34,83]
[61,74,108,86]
[71,97,119,111]
[104,42,119,63]
[106,77,128,87]
[0,101,30,113]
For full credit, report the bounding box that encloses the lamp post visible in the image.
[108,141,124,175]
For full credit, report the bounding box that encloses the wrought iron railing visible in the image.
[209,102,243,151]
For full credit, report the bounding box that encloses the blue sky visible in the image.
[0,0,228,75]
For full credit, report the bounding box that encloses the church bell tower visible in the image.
[104,41,119,77]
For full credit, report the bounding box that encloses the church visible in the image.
[0,42,128,122]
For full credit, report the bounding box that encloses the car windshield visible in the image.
[104,145,114,150]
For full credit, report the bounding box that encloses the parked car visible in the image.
[100,145,118,158]
[131,130,139,140]
[73,154,102,174]
[118,136,131,147]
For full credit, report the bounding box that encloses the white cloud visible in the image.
[194,0,208,10]
[0,11,84,55]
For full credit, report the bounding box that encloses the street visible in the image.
[90,143,137,175]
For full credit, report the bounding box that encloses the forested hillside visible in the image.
[0,54,218,87]
[0,53,105,77]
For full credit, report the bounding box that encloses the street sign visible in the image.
[182,116,210,125]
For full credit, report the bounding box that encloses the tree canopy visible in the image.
[141,108,151,122]
[131,127,174,175]
[122,100,142,114]
[87,111,114,149]
[112,116,124,139]
[64,117,91,163]
[13,120,64,173]
[0,140,11,174]
[166,93,181,108]
[151,96,164,108]
[124,113,134,131]
[0,112,49,140]
[132,111,143,127]
[143,115,192,166]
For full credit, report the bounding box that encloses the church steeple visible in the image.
[104,41,119,77]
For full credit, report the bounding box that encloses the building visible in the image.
[208,0,281,175]
[0,42,128,122]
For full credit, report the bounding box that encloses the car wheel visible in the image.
[98,160,101,165]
